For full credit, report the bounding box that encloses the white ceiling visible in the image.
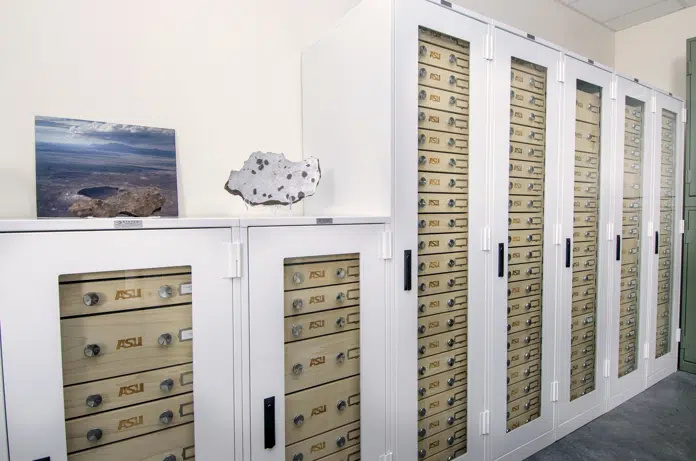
[557,0,696,30]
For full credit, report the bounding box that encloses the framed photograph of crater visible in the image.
[34,116,179,218]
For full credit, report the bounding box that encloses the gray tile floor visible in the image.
[525,371,696,461]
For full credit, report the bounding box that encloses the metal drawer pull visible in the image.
[291,325,303,337]
[84,344,101,358]
[293,363,304,375]
[158,285,173,299]
[82,292,100,306]
[160,378,175,392]
[86,428,103,442]
[160,410,174,425]
[86,394,102,408]
[158,333,173,346]
[294,415,305,426]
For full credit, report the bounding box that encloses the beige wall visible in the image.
[615,6,696,99]
[0,0,613,219]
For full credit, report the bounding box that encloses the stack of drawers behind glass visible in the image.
[59,267,195,460]
[619,98,644,377]
[283,254,361,461]
[416,26,469,461]
[506,57,547,433]
[657,110,677,358]
[570,82,601,401]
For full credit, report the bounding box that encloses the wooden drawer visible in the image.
[511,67,546,95]
[419,129,468,154]
[570,339,595,362]
[284,283,359,317]
[61,305,193,386]
[418,383,467,419]
[573,240,597,258]
[67,422,194,461]
[625,118,642,135]
[511,57,546,78]
[570,371,594,391]
[623,224,640,240]
[509,177,544,196]
[419,233,468,256]
[575,151,599,170]
[509,141,545,163]
[418,423,467,460]
[510,105,545,129]
[509,196,543,213]
[574,181,598,198]
[508,245,542,265]
[510,123,545,146]
[507,359,540,385]
[570,384,594,401]
[624,132,641,148]
[285,375,360,445]
[507,279,542,300]
[625,105,642,122]
[418,365,466,401]
[510,87,546,112]
[620,338,637,354]
[575,120,600,154]
[574,166,599,184]
[507,295,541,318]
[286,421,360,461]
[572,284,596,303]
[507,376,540,404]
[619,313,637,330]
[570,355,594,375]
[571,313,595,332]
[418,192,468,213]
[618,327,637,343]
[624,158,641,175]
[285,306,359,343]
[418,63,468,94]
[418,150,468,174]
[572,269,595,288]
[64,363,193,419]
[418,310,467,338]
[620,302,637,317]
[418,329,467,358]
[285,330,360,393]
[417,271,467,296]
[507,327,541,352]
[510,159,544,180]
[620,276,638,291]
[507,408,540,432]
[576,90,601,125]
[418,28,470,54]
[621,261,639,279]
[418,172,468,193]
[508,262,542,283]
[508,212,543,230]
[419,86,469,114]
[66,392,194,453]
[624,145,641,162]
[418,404,466,440]
[507,311,541,335]
[570,325,594,346]
[284,258,359,290]
[59,267,192,317]
[508,229,543,247]
[574,211,598,227]
[418,37,469,71]
[507,342,540,368]
[418,252,468,276]
[418,348,467,379]
[507,391,540,421]
[572,255,596,273]
[418,214,468,234]
[419,106,469,135]
[571,298,595,316]
[418,291,467,317]
[618,362,636,378]
[573,227,597,243]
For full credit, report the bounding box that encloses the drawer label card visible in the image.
[179,328,193,341]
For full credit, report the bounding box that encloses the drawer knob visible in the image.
[448,199,456,208]
[447,436,455,445]
[449,96,457,105]
[293,363,304,375]
[293,454,304,461]
[160,378,175,392]
[448,117,456,126]
[447,357,455,366]
[418,428,426,437]
[336,352,346,364]
[337,400,347,411]
[292,299,304,311]
[447,397,455,406]
[447,278,456,287]
[418,68,427,78]
[448,158,457,167]
[524,336,531,344]
[84,344,101,358]
[336,268,346,279]
[448,179,456,188]
[447,377,455,386]
[447,416,455,425]
[449,53,457,64]
[524,385,531,393]
[158,285,174,299]
[418,387,426,397]
[419,177,427,186]
[336,317,346,328]
[418,303,426,313]
[524,402,531,410]
[82,292,100,306]
[291,325,303,338]
[447,298,456,308]
[419,45,427,56]
[523,368,531,376]
[418,282,426,292]
[448,239,456,248]
[336,292,347,303]
[159,410,174,425]
[86,394,103,408]
[86,428,103,442]
[293,273,304,285]
[419,90,427,100]
[418,262,426,271]
[158,333,173,346]
[419,449,427,458]
[446,318,455,327]
[524,352,531,360]
[419,155,427,165]
[418,346,426,355]
[293,414,305,426]
[448,138,456,147]
[418,110,426,120]
[419,407,427,417]
[448,219,456,228]
[418,240,426,250]
[336,436,346,448]
[418,198,426,208]
[163,456,177,461]
[418,366,427,376]
[447,338,455,347]
[419,133,426,145]
[448,75,457,85]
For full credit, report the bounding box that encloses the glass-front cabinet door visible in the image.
[490,28,561,460]
[556,55,614,438]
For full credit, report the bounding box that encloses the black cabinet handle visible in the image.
[498,243,505,277]
[264,396,275,449]
[655,232,659,255]
[616,235,621,261]
[404,250,412,291]
[565,238,571,268]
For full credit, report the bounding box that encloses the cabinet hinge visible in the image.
[688,60,692,76]
[554,223,562,245]
[379,231,393,260]
[379,452,393,461]
[677,328,682,343]
[648,221,654,235]
[483,31,494,60]
[651,94,657,113]
[557,58,566,83]
[224,242,242,279]
[551,381,559,402]
[607,223,614,241]
[604,359,610,378]
[482,227,491,251]
[683,107,688,123]
[680,219,686,234]
[479,410,490,435]
[610,79,618,100]
[644,342,650,359]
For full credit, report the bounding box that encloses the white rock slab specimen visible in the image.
[224,151,320,206]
